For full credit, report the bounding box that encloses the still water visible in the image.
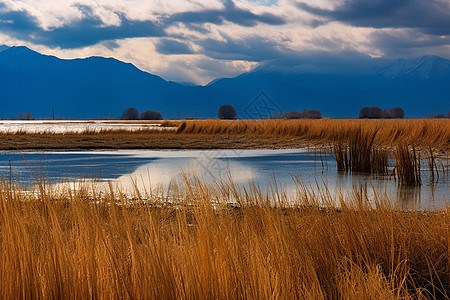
[0,149,447,209]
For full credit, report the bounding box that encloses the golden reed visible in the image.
[177,119,450,149]
[0,175,448,299]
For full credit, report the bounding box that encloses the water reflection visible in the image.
[0,149,447,209]
[113,157,256,193]
[397,185,422,210]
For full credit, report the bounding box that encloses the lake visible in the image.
[0,149,447,209]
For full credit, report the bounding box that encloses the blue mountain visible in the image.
[376,55,450,80]
[206,58,450,118]
[0,46,193,119]
[0,46,448,119]
[0,45,9,52]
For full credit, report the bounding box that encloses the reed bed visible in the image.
[1,119,448,152]
[0,175,448,299]
[394,145,422,186]
[331,126,390,175]
[177,119,450,150]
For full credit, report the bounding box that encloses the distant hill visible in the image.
[0,45,9,52]
[0,46,448,119]
[376,55,450,80]
[0,46,194,119]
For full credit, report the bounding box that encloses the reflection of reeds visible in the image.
[394,145,421,186]
[396,185,422,210]
[0,175,448,298]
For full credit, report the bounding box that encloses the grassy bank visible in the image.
[177,119,450,150]
[0,132,312,150]
[0,177,448,298]
[0,119,448,151]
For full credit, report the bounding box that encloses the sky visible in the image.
[0,0,449,84]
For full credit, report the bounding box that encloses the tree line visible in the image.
[121,107,163,120]
[217,105,323,120]
[358,106,404,119]
[121,105,449,120]
[272,110,322,119]
[429,112,450,119]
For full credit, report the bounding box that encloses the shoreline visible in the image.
[1,119,448,153]
[1,133,448,157]
[0,133,327,151]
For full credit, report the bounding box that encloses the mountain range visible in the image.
[0,46,449,119]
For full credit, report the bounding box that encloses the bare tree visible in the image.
[22,112,35,120]
[139,110,163,120]
[217,105,237,120]
[359,106,384,119]
[388,107,405,119]
[300,109,322,119]
[121,107,139,120]
[432,112,450,118]
[270,112,283,119]
[359,106,404,119]
[284,111,302,119]
[273,110,322,119]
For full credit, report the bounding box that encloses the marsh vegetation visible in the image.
[0,118,448,298]
[0,119,448,152]
[0,174,448,299]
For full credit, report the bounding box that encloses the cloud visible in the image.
[298,0,450,35]
[0,4,165,48]
[42,15,165,49]
[167,0,286,27]
[198,34,290,61]
[155,38,193,55]
[0,0,286,50]
[295,0,450,61]
[1,0,449,84]
[371,29,450,57]
[257,49,390,74]
[0,6,40,35]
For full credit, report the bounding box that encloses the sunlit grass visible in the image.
[178,119,450,149]
[1,119,449,153]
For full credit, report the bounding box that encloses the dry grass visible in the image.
[177,119,450,150]
[0,175,448,299]
[394,145,422,186]
[0,132,314,150]
[332,126,390,175]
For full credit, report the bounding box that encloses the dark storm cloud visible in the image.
[198,34,291,61]
[298,0,450,35]
[0,7,41,36]
[258,50,389,74]
[156,39,194,55]
[42,15,165,48]
[0,4,165,48]
[371,30,450,56]
[168,0,286,27]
